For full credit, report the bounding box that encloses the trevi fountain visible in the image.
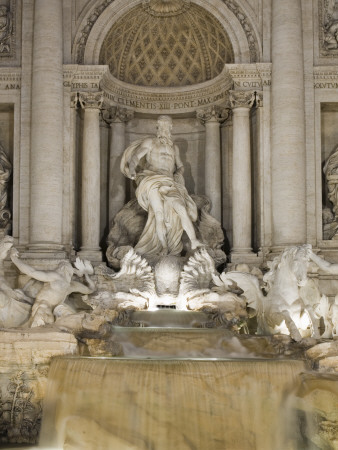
[0,0,337,449]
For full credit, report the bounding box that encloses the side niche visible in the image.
[0,104,13,237]
[321,103,338,240]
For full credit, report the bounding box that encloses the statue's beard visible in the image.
[157,130,173,147]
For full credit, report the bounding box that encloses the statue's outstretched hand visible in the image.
[74,257,94,277]
[9,247,19,259]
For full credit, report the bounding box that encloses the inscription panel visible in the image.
[63,64,269,113]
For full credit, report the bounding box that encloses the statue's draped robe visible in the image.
[121,138,197,256]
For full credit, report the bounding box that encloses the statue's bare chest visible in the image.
[146,141,175,171]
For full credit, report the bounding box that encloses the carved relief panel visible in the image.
[321,103,338,240]
[0,0,15,61]
[319,0,338,57]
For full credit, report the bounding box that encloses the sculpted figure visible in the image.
[120,115,203,257]
[0,236,32,327]
[324,20,338,50]
[309,247,338,275]
[0,6,12,53]
[324,147,338,223]
[0,147,11,229]
[219,245,322,341]
[308,249,338,337]
[10,250,96,327]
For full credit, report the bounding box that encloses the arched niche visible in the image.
[72,0,262,67]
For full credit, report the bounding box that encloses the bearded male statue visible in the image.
[120,115,203,257]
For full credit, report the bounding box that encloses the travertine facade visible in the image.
[1,2,338,447]
[0,0,334,292]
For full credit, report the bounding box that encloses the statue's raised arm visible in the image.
[120,115,203,258]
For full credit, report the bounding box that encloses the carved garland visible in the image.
[76,0,259,64]
[76,0,115,64]
[222,0,258,62]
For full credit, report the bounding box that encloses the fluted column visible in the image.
[271,0,306,247]
[230,91,255,256]
[197,106,229,223]
[29,0,64,250]
[103,107,134,225]
[78,92,103,261]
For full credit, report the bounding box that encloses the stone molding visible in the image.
[76,0,114,64]
[142,0,191,17]
[221,0,258,62]
[62,64,270,114]
[226,63,271,89]
[0,67,20,90]
[63,64,109,92]
[229,90,255,109]
[314,66,338,88]
[196,105,230,124]
[100,65,233,114]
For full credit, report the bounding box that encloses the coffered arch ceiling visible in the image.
[77,0,261,75]
[99,1,235,87]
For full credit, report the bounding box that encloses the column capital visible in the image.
[229,90,255,109]
[77,91,104,110]
[102,106,134,125]
[196,105,230,124]
[255,91,263,107]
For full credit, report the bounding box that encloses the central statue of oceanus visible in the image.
[120,115,203,257]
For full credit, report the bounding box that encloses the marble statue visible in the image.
[0,147,12,231]
[120,115,203,257]
[219,245,322,341]
[10,250,96,327]
[323,147,338,239]
[106,194,226,269]
[0,236,32,328]
[180,249,248,329]
[307,249,338,337]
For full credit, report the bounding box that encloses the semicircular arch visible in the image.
[72,0,262,66]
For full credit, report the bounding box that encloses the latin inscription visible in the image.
[104,91,228,111]
[314,82,338,89]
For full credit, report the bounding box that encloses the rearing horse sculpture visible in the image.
[218,245,321,341]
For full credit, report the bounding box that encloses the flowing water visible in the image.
[39,357,308,450]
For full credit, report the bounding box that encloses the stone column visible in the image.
[271,0,306,247]
[29,0,64,251]
[78,92,104,261]
[197,106,229,223]
[103,107,134,225]
[230,91,255,258]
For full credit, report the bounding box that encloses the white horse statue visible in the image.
[216,245,321,341]
[262,245,321,341]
